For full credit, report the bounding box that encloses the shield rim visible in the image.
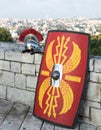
[33,30,90,129]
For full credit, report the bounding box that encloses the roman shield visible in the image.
[33,30,89,128]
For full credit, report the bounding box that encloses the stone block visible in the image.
[21,53,34,63]
[0,60,10,71]
[0,99,13,124]
[27,76,37,89]
[0,99,13,114]
[0,50,4,59]
[79,100,100,118]
[55,124,79,130]
[22,63,35,75]
[90,72,101,83]
[97,127,101,130]
[35,64,41,73]
[94,59,101,72]
[90,107,101,126]
[15,74,26,89]
[18,44,25,51]
[0,85,6,99]
[5,51,35,63]
[5,51,22,62]
[34,54,42,65]
[0,102,29,130]
[9,43,19,51]
[89,58,95,72]
[86,82,101,102]
[0,42,10,50]
[80,122,96,130]
[11,62,21,73]
[0,71,14,87]
[7,87,35,106]
[42,122,55,130]
[20,111,43,130]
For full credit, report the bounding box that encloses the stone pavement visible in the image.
[0,99,79,130]
[0,99,99,130]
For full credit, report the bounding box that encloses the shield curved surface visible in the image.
[33,30,89,128]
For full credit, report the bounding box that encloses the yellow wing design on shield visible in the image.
[63,41,81,74]
[59,80,74,114]
[46,40,55,71]
[38,77,50,108]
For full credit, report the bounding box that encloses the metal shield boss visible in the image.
[33,31,89,128]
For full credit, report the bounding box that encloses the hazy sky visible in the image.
[0,0,101,19]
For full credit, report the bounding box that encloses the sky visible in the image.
[0,0,101,19]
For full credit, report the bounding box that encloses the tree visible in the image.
[90,33,101,56]
[0,27,13,42]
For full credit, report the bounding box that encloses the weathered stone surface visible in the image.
[90,72,101,83]
[15,73,26,89]
[5,51,22,62]
[0,99,13,124]
[0,42,10,50]
[21,53,34,63]
[97,127,101,130]
[22,63,35,75]
[89,58,94,72]
[0,71,14,87]
[79,122,96,130]
[0,85,6,99]
[86,82,101,102]
[0,103,29,130]
[9,43,19,51]
[35,64,41,73]
[34,54,42,64]
[94,59,101,72]
[20,109,42,130]
[5,51,34,63]
[55,124,79,130]
[90,107,101,126]
[7,87,35,106]
[41,122,54,130]
[0,50,4,59]
[79,100,100,118]
[27,76,37,89]
[11,62,21,73]
[0,60,10,71]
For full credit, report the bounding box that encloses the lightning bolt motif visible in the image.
[57,36,65,64]
[52,87,60,118]
[54,36,61,63]
[61,37,70,64]
[44,87,60,118]
[43,87,52,116]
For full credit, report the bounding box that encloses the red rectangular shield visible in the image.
[33,30,89,128]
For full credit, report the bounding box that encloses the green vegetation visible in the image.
[0,27,13,42]
[90,33,101,56]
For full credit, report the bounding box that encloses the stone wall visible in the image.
[0,42,42,107]
[0,42,101,129]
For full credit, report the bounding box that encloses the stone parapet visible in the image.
[0,44,101,129]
